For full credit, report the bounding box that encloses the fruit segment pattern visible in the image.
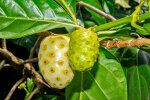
[69,28,99,71]
[38,36,74,89]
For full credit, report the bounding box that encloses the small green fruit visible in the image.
[69,28,99,71]
[38,35,74,89]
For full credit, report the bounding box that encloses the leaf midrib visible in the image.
[0,15,80,28]
[87,71,110,100]
[100,62,125,90]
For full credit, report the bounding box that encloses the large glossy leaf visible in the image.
[66,47,127,100]
[0,0,80,39]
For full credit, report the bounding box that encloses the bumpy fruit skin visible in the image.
[38,35,74,89]
[69,28,99,71]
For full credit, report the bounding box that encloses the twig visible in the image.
[2,39,7,50]
[29,37,43,59]
[27,87,39,100]
[0,59,6,70]
[24,63,50,88]
[36,31,54,37]
[0,48,50,88]
[101,37,150,49]
[0,48,23,69]
[76,1,116,21]
[4,76,26,100]
[20,58,38,65]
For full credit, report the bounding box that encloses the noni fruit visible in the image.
[68,28,99,71]
[38,35,74,89]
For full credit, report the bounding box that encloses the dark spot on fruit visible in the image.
[58,42,65,49]
[43,59,50,65]
[59,83,63,86]
[80,64,82,67]
[76,57,79,60]
[66,80,70,84]
[42,44,47,51]
[49,67,55,73]
[64,52,68,56]
[50,40,56,45]
[62,69,69,76]
[58,60,64,66]
[42,70,45,75]
[39,53,42,59]
[86,40,89,44]
[90,48,93,50]
[52,83,56,86]
[89,35,92,39]
[48,51,56,58]
[74,41,77,43]
[87,60,91,63]
[55,76,61,81]
[83,52,86,55]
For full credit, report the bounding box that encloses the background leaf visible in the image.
[77,0,107,25]
[0,0,80,39]
[119,48,150,100]
[115,0,131,8]
[101,0,115,16]
[66,47,127,100]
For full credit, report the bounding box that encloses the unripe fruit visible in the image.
[38,35,74,89]
[69,28,99,71]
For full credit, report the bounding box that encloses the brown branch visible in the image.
[29,36,43,59]
[0,47,50,96]
[20,58,38,65]
[76,1,116,21]
[36,31,54,37]
[0,59,6,70]
[101,37,150,49]
[27,87,39,100]
[4,76,26,100]
[0,48,23,69]
[2,39,7,49]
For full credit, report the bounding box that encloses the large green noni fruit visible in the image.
[69,28,99,71]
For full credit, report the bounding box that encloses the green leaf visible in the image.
[55,0,78,24]
[0,0,80,39]
[101,0,115,16]
[66,47,127,100]
[77,0,107,25]
[27,78,35,93]
[115,0,131,8]
[144,23,150,33]
[127,65,150,100]
[122,49,150,100]
[127,66,141,100]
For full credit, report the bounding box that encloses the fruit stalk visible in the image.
[92,12,150,32]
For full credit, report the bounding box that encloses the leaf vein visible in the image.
[88,71,110,100]
[0,19,16,30]
[31,0,44,19]
[100,62,124,89]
